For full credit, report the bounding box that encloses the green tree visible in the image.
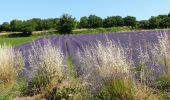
[57,14,76,34]
[103,16,117,28]
[103,16,124,28]
[79,16,88,28]
[149,16,160,29]
[124,16,137,28]
[0,22,11,32]
[10,19,23,32]
[139,20,150,29]
[114,16,124,26]
[168,12,170,17]
[29,18,43,31]
[21,21,35,36]
[88,15,103,28]
[159,17,170,28]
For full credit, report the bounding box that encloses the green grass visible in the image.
[0,27,131,46]
[0,36,40,46]
[73,26,132,34]
[37,26,132,35]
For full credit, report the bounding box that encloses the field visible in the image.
[1,30,170,99]
[0,36,40,46]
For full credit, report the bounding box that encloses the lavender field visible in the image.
[1,30,170,99]
[15,30,170,69]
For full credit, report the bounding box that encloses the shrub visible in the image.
[57,14,76,34]
[156,74,170,91]
[95,78,134,100]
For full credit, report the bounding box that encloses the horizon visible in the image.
[0,0,170,24]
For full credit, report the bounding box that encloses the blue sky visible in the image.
[0,0,170,23]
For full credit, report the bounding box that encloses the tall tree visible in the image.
[103,16,117,28]
[88,15,103,28]
[0,22,11,32]
[57,14,76,34]
[10,19,23,32]
[149,16,160,29]
[79,16,88,28]
[124,16,137,28]
[139,20,150,29]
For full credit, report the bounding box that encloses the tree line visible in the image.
[0,12,170,34]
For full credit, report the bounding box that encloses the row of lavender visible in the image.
[15,30,170,75]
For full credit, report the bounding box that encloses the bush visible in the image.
[57,14,76,34]
[156,74,170,91]
[96,78,134,100]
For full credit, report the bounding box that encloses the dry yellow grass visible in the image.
[26,40,68,96]
[77,39,132,95]
[77,39,131,80]
[0,44,23,88]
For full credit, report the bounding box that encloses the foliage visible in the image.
[73,26,131,34]
[79,16,88,28]
[21,21,36,36]
[124,16,137,28]
[103,16,124,28]
[149,16,160,29]
[10,19,23,32]
[0,22,11,32]
[1,13,170,35]
[57,14,76,34]
[95,78,134,100]
[139,20,150,29]
[159,17,170,28]
[87,15,103,28]
[156,74,170,91]
[168,12,170,17]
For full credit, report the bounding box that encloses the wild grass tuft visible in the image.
[0,44,24,99]
[77,39,135,98]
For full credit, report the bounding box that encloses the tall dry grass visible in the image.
[25,40,87,99]
[0,44,23,88]
[25,40,66,96]
[136,32,170,98]
[77,39,134,97]
[77,38,163,99]
[153,32,170,74]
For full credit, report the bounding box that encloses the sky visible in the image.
[0,0,170,23]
